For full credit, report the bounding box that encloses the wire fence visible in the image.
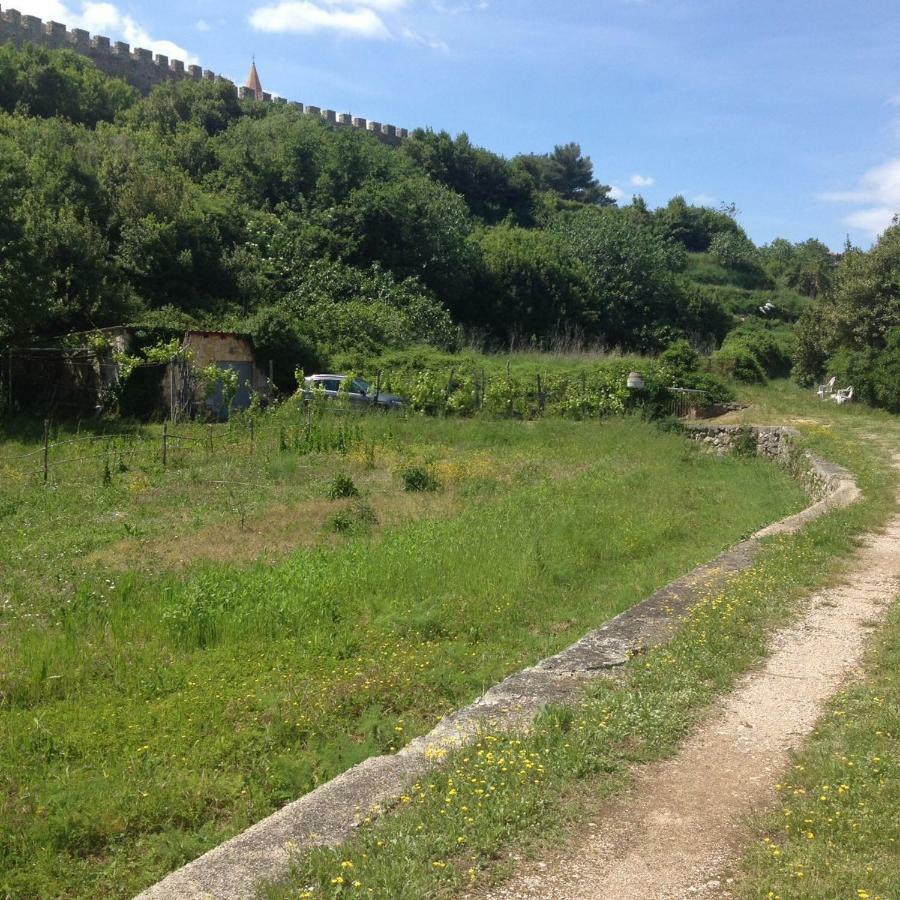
[0,373,713,488]
[0,404,369,489]
[0,419,260,485]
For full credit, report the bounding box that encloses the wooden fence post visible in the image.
[42,419,49,483]
[162,421,168,467]
[373,370,382,409]
[169,365,176,423]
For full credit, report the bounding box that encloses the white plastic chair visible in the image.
[833,386,854,405]
[816,376,836,400]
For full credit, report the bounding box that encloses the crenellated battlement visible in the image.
[0,5,409,143]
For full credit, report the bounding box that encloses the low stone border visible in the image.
[137,427,859,900]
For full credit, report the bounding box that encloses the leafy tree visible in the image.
[0,43,137,126]
[760,238,836,298]
[477,223,590,336]
[655,196,741,252]
[709,230,761,271]
[271,260,456,361]
[551,206,689,350]
[516,143,614,206]
[402,129,537,224]
[794,224,899,409]
[333,174,480,318]
[122,78,244,138]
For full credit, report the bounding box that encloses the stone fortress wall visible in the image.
[0,5,408,145]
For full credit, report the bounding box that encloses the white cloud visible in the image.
[250,0,456,49]
[400,26,448,52]
[195,19,211,33]
[608,184,626,202]
[431,1,489,12]
[820,157,900,237]
[250,2,391,39]
[9,0,197,62]
[630,173,654,187]
[844,207,896,235]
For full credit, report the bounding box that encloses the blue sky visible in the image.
[13,0,900,249]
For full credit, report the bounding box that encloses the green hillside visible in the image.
[0,41,896,410]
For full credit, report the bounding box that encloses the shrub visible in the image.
[327,509,355,534]
[401,465,441,493]
[674,371,735,406]
[712,344,767,383]
[828,330,900,413]
[713,321,793,383]
[659,339,700,379]
[327,500,378,534]
[327,474,359,501]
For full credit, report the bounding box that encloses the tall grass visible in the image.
[266,387,899,900]
[0,415,806,898]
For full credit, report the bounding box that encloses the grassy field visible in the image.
[0,401,807,899]
[262,382,898,900]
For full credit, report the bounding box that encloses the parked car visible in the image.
[303,375,407,410]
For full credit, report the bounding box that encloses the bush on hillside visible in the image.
[793,225,900,411]
[713,321,793,383]
[658,339,700,378]
[827,329,899,413]
[712,344,767,383]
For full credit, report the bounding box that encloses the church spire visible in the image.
[245,57,263,101]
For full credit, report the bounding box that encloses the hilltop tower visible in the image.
[245,58,263,101]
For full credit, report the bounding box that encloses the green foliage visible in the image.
[654,196,741,252]
[327,499,377,535]
[515,143,614,206]
[477,223,590,336]
[658,338,700,378]
[333,173,479,317]
[709,230,763,273]
[200,364,239,419]
[0,43,138,126]
[713,321,794,383]
[400,464,441,493]
[731,425,759,458]
[792,225,900,410]
[327,473,360,500]
[759,237,836,298]
[551,206,692,351]
[275,260,456,360]
[712,344,767,383]
[827,329,900,413]
[402,129,537,224]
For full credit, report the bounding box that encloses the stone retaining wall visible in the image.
[685,425,855,502]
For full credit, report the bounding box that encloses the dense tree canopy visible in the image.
[4,41,886,409]
[794,225,900,410]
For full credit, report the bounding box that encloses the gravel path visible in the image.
[479,470,899,900]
